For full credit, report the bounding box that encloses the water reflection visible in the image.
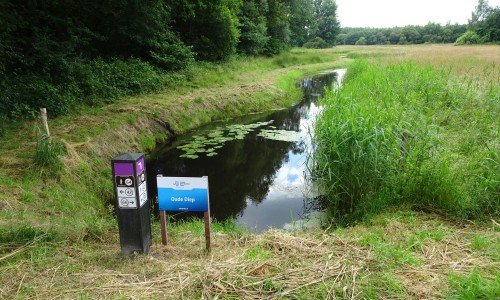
[147,69,345,232]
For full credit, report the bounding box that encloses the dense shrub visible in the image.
[0,58,171,118]
[0,0,195,119]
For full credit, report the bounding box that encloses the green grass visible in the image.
[312,59,499,225]
[245,246,273,261]
[163,217,244,238]
[179,49,339,92]
[447,269,500,299]
[361,273,409,299]
[139,132,167,152]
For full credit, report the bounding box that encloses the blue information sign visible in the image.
[157,177,209,212]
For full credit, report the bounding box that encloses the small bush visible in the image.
[303,37,330,49]
[71,58,170,106]
[455,31,483,45]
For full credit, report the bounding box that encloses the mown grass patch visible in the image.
[2,209,496,299]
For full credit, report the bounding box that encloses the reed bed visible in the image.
[312,58,499,225]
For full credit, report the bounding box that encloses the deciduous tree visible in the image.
[314,0,340,46]
[265,0,291,54]
[238,0,269,55]
[170,0,242,61]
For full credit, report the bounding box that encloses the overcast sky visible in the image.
[336,0,500,28]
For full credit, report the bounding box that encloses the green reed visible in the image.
[312,60,499,225]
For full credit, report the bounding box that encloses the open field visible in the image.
[1,45,499,299]
[338,44,500,74]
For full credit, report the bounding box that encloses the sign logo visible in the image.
[116,176,135,188]
[173,181,190,187]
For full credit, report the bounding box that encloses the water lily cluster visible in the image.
[177,120,302,159]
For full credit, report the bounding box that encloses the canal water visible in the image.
[147,69,345,232]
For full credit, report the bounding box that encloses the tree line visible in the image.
[0,0,340,120]
[337,23,467,45]
[1,0,497,122]
[337,0,499,46]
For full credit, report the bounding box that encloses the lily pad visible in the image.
[177,120,274,159]
[180,154,199,159]
[258,129,300,142]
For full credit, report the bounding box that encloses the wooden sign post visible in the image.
[157,176,211,251]
[204,210,211,251]
[160,210,168,246]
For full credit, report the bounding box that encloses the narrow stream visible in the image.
[147,69,345,232]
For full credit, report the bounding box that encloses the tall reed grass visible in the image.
[312,60,499,225]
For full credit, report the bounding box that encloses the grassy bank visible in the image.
[0,48,345,298]
[0,48,345,242]
[1,45,499,299]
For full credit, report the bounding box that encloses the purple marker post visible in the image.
[112,153,151,255]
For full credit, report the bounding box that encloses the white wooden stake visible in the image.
[40,108,50,137]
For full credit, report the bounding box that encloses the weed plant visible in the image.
[33,130,66,171]
[312,60,499,225]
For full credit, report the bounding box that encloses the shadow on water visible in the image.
[147,69,345,232]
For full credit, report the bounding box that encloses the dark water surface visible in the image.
[147,69,345,232]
